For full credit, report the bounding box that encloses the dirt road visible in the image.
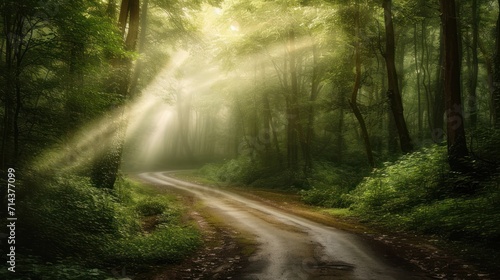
[139,172,431,280]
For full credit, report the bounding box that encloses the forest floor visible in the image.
[131,171,497,280]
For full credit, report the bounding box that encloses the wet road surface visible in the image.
[139,172,431,280]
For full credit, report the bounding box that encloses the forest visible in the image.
[1,0,500,279]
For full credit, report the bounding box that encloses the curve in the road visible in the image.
[139,172,430,280]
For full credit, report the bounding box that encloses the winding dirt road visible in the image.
[139,172,431,280]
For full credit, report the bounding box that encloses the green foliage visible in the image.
[349,144,500,254]
[16,173,202,277]
[109,226,201,264]
[200,157,265,184]
[19,173,139,259]
[135,197,169,216]
[216,157,253,183]
[407,187,500,242]
[300,162,367,208]
[350,145,449,214]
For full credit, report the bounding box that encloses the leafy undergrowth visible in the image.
[348,144,500,270]
[2,172,201,280]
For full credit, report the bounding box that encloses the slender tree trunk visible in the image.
[382,0,413,153]
[349,3,375,168]
[423,21,434,134]
[493,0,500,128]
[414,23,423,141]
[305,42,321,171]
[129,0,149,97]
[336,91,345,163]
[440,0,469,171]
[286,30,300,171]
[261,62,282,165]
[432,28,445,142]
[468,0,479,128]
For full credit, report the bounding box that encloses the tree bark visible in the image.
[286,30,300,171]
[432,28,445,143]
[349,2,375,168]
[414,23,423,141]
[493,0,500,128]
[382,0,413,153]
[440,0,469,171]
[468,0,479,128]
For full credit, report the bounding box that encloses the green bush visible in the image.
[300,163,367,207]
[16,173,204,277]
[109,226,201,264]
[199,163,222,182]
[135,197,169,216]
[349,145,500,253]
[19,174,139,260]
[349,145,448,215]
[300,185,351,207]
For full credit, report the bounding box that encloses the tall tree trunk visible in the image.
[432,28,445,142]
[286,30,300,171]
[468,0,479,128]
[336,90,345,162]
[129,0,149,98]
[382,0,413,153]
[423,20,434,135]
[493,0,500,128]
[349,3,375,168]
[261,62,282,165]
[305,42,321,171]
[414,23,423,141]
[440,0,469,171]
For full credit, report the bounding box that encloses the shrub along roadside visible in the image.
[2,172,201,279]
[348,145,500,268]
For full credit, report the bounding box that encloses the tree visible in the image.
[381,0,413,153]
[349,1,375,168]
[494,0,500,128]
[440,0,469,171]
[91,0,140,189]
[467,0,479,128]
